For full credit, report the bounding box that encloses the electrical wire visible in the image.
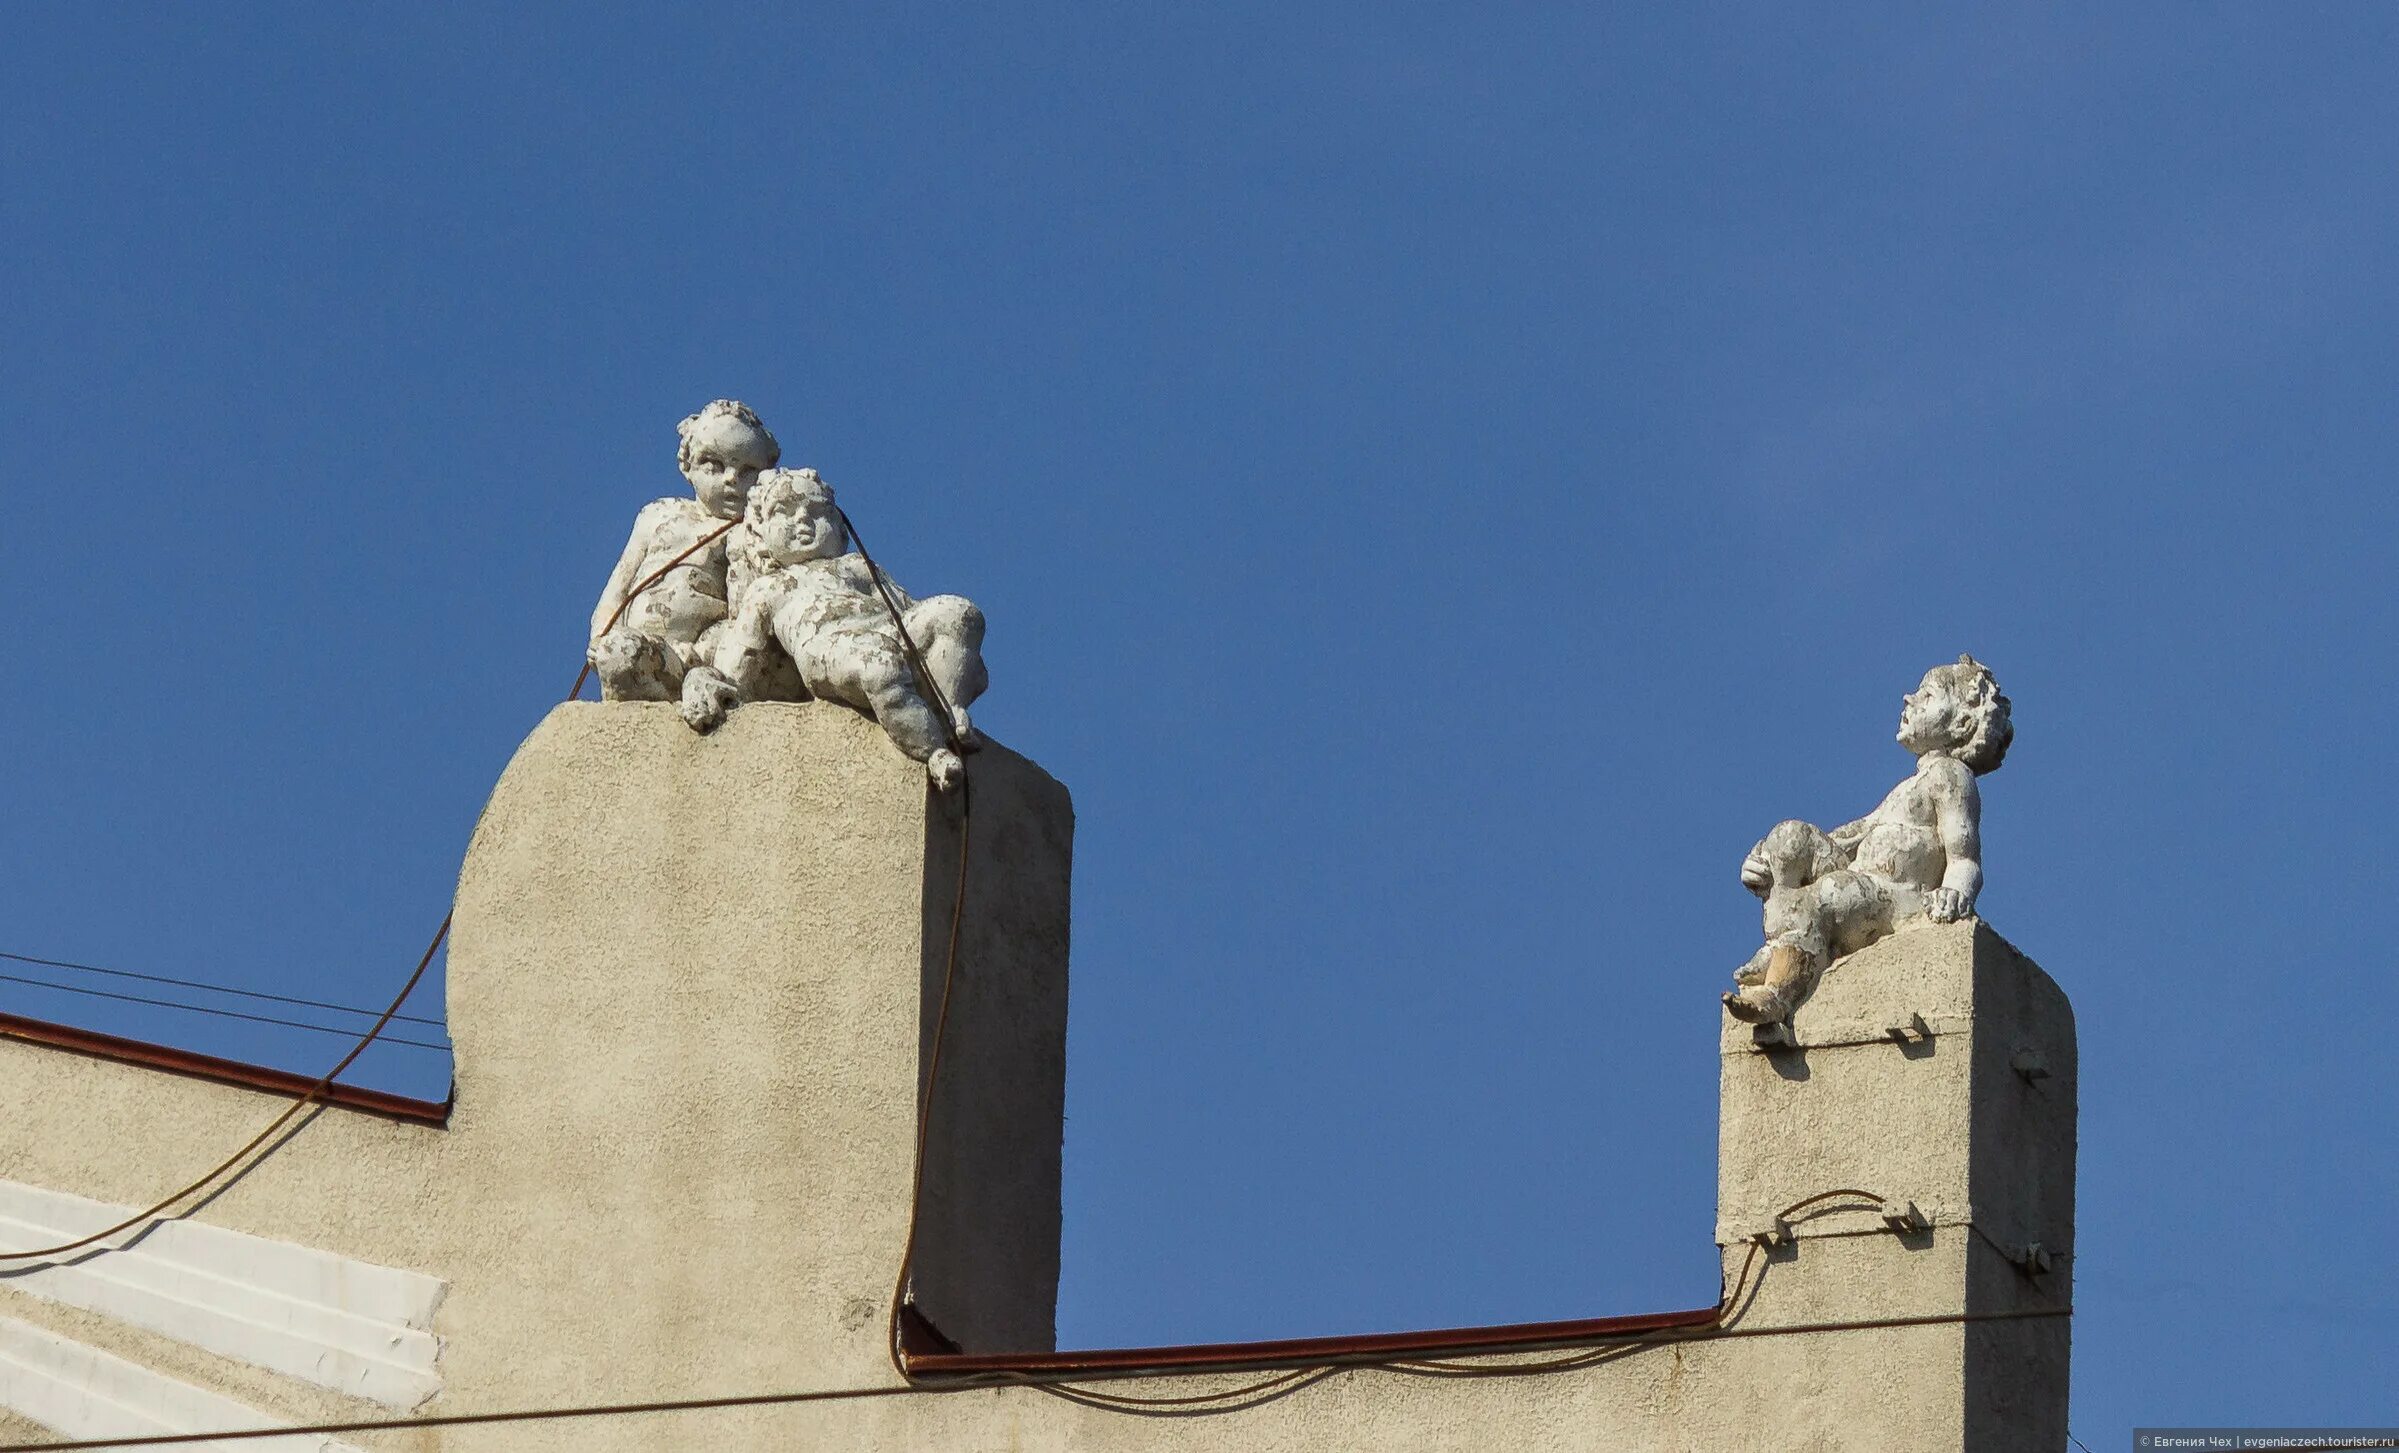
[568,515,742,700]
[0,949,446,1028]
[1020,1366,1345,1418]
[0,913,450,1263]
[836,506,1339,1423]
[0,514,741,1264]
[0,970,451,1052]
[0,497,2081,1438]
[0,1292,2076,1450]
[831,504,978,1388]
[0,1082,2072,1446]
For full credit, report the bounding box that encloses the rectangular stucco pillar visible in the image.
[443,700,1072,1395]
[1714,919,2077,1451]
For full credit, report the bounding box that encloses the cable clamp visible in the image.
[1750,1022,1797,1049]
[1880,1200,1930,1234]
[1739,1216,1795,1250]
[1885,1012,1933,1045]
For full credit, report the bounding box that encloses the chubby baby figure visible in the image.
[1724,655,2014,1026]
[587,400,780,728]
[712,468,988,789]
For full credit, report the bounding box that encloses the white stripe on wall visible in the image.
[0,1315,364,1452]
[0,1180,442,1410]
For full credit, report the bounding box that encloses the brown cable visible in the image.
[568,516,742,699]
[0,518,738,1264]
[885,778,972,1381]
[1026,1366,1345,1418]
[0,914,450,1263]
[1773,1187,1890,1221]
[0,1292,2073,1448]
[831,503,979,1384]
[0,484,2072,1430]
[1390,1230,1767,1378]
[835,507,965,739]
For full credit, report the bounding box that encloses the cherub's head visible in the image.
[1898,654,2012,774]
[739,467,849,571]
[676,399,781,520]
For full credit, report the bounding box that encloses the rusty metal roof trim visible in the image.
[906,1303,1724,1377]
[0,1010,452,1128]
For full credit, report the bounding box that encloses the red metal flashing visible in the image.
[0,1011,451,1128]
[905,1303,1725,1377]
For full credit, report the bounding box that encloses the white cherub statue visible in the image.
[586,400,780,728]
[708,467,988,789]
[1723,655,2014,1026]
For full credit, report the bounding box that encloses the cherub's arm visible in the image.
[846,555,915,614]
[1925,758,1983,922]
[712,578,789,698]
[1826,815,1875,855]
[589,504,666,650]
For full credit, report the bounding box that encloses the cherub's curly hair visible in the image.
[730,468,845,585]
[1927,654,2012,775]
[676,399,781,470]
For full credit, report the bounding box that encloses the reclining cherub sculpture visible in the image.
[705,467,988,790]
[582,404,990,781]
[1723,655,2013,1026]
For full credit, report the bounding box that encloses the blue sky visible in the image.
[4,4,2394,1441]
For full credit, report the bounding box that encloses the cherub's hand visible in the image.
[1924,888,1971,923]
[731,603,775,644]
[679,668,741,735]
[1740,851,1773,897]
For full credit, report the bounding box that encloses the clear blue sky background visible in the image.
[4,5,2393,1442]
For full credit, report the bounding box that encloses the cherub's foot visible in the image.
[1923,887,1970,924]
[593,631,677,703]
[1722,986,1792,1024]
[678,669,740,735]
[948,705,982,752]
[927,748,966,793]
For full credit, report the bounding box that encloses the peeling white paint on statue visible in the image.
[585,399,779,728]
[1723,655,2013,1026]
[585,408,990,789]
[709,468,987,789]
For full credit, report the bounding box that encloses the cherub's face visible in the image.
[1897,672,1967,756]
[755,488,843,564]
[680,418,775,520]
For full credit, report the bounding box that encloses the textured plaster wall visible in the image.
[0,702,1072,1446]
[0,708,2070,1452]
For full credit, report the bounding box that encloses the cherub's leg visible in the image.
[899,595,987,747]
[1725,884,1832,1024]
[1724,931,1826,1024]
[1812,869,1899,959]
[592,629,682,703]
[848,643,966,791]
[1731,945,1773,987]
[1757,819,1847,891]
[1723,869,1898,1024]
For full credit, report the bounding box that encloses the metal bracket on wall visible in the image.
[1885,1012,1933,1045]
[1880,1200,1931,1234]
